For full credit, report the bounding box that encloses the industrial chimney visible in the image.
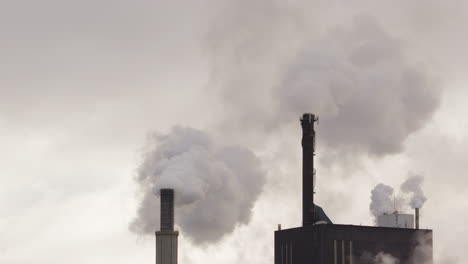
[156,189,178,264]
[301,113,318,226]
[415,208,420,229]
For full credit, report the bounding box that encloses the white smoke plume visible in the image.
[374,252,400,264]
[401,174,427,209]
[130,126,266,244]
[370,173,427,221]
[360,251,400,264]
[360,232,434,264]
[369,183,397,222]
[274,15,439,156]
[410,232,433,264]
[208,4,441,157]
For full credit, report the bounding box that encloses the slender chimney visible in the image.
[415,208,420,229]
[301,113,318,226]
[156,189,178,264]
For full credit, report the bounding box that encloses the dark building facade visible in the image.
[275,224,432,264]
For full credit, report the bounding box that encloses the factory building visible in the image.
[274,113,433,264]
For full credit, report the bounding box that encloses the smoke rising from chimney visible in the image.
[130,126,265,244]
[275,16,439,156]
[370,173,427,221]
[208,5,441,157]
[400,174,427,209]
[369,183,397,222]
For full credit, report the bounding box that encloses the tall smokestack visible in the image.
[301,113,318,226]
[156,189,178,264]
[415,208,420,229]
[160,189,175,231]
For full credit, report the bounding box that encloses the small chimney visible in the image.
[415,208,420,229]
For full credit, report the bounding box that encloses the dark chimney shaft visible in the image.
[415,208,420,230]
[156,188,178,264]
[160,189,175,231]
[301,113,318,226]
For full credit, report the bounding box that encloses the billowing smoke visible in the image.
[370,173,427,221]
[360,252,400,264]
[373,252,400,264]
[369,183,396,221]
[374,252,400,264]
[209,4,441,156]
[360,232,433,264]
[401,174,427,209]
[130,126,266,244]
[274,15,440,156]
[410,232,433,264]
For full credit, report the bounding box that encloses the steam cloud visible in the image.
[370,173,427,221]
[209,6,440,156]
[130,126,266,244]
[410,232,433,264]
[274,15,441,156]
[369,183,396,221]
[360,232,433,264]
[401,174,427,209]
[373,252,400,264]
[360,252,400,264]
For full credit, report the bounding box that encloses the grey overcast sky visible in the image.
[1,1,467,263]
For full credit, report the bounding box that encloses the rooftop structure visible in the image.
[274,113,433,264]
